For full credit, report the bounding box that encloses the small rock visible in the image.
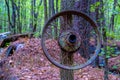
[16,44,24,51]
[9,76,19,80]
[0,48,3,55]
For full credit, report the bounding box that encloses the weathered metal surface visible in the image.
[41,10,101,70]
[59,30,81,53]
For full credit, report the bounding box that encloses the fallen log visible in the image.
[0,32,11,36]
[0,33,33,47]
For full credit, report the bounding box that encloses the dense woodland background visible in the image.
[0,0,120,39]
[0,0,120,80]
[0,0,60,35]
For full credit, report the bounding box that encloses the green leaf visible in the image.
[90,5,95,12]
[0,7,2,13]
[5,42,10,47]
[106,55,110,58]
[112,65,118,69]
[90,2,101,12]
[95,2,101,7]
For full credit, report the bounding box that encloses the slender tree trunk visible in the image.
[49,0,52,18]
[43,0,48,23]
[17,0,21,33]
[0,6,1,31]
[20,1,23,32]
[103,28,109,80]
[110,0,117,31]
[5,0,12,31]
[24,1,27,32]
[95,0,104,67]
[48,0,55,16]
[99,0,109,79]
[29,0,37,33]
[56,0,58,13]
[49,0,57,39]
[4,4,7,31]
[11,0,16,34]
[33,0,37,32]
[33,0,42,33]
[51,0,55,15]
[30,0,34,32]
[5,0,16,34]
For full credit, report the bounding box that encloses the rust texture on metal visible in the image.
[58,30,81,53]
[41,10,101,70]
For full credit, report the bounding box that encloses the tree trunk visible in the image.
[60,1,75,80]
[74,0,90,59]
[48,0,57,39]
[110,0,117,31]
[103,28,109,80]
[48,0,52,18]
[17,0,21,33]
[33,0,42,33]
[51,0,55,15]
[56,0,58,13]
[74,0,102,68]
[11,0,16,34]
[43,0,48,23]
[5,0,12,31]
[5,0,17,34]
[61,0,75,11]
[30,0,34,32]
[4,4,7,32]
[60,14,74,80]
[60,52,74,80]
[33,0,37,32]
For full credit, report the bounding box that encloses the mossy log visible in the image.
[0,33,33,47]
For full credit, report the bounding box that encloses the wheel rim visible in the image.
[41,10,101,70]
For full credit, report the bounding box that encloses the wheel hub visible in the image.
[58,31,81,53]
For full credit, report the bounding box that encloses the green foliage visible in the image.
[99,46,117,58]
[0,7,2,13]
[107,46,117,57]
[5,42,10,47]
[106,29,120,40]
[90,2,101,12]
[0,0,119,42]
[112,65,118,69]
[33,32,41,38]
[99,48,105,56]
[106,31,115,39]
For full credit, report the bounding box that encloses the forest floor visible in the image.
[0,38,120,80]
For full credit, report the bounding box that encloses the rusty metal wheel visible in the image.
[41,10,101,70]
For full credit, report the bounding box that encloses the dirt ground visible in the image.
[0,38,120,80]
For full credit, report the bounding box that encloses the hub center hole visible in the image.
[69,34,76,43]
